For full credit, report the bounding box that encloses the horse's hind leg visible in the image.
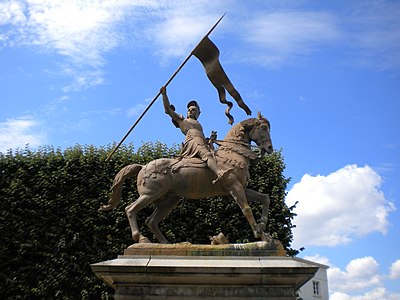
[146,195,181,244]
[125,195,158,243]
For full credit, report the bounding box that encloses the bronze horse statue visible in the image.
[100,113,273,244]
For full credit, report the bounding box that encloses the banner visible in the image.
[193,37,252,124]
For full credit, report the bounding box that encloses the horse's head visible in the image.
[243,112,273,156]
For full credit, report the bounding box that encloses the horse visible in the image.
[99,112,273,244]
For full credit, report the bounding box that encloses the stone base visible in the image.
[124,240,286,257]
[91,242,318,299]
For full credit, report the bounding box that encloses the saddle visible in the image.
[171,156,207,173]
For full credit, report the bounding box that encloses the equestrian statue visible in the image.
[99,87,274,244]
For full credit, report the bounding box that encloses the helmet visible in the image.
[187,100,201,118]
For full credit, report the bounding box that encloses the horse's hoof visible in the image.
[139,237,152,243]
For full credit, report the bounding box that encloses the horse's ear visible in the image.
[257,111,263,119]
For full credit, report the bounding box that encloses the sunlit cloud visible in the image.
[0,117,47,152]
[0,0,153,89]
[331,287,400,300]
[286,164,396,247]
[304,255,400,299]
[329,257,381,292]
[2,0,399,91]
[2,1,110,62]
[147,8,224,62]
[389,260,400,280]
[303,254,331,266]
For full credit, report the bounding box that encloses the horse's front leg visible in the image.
[245,188,270,232]
[229,184,263,240]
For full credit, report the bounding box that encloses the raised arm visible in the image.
[160,87,172,114]
[160,86,183,127]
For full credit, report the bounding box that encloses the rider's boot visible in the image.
[212,167,234,184]
[206,154,234,184]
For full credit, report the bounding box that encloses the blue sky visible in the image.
[1,1,399,298]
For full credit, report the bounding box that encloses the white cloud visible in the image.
[305,255,400,300]
[2,1,400,90]
[346,1,400,70]
[0,0,218,63]
[329,257,381,292]
[286,164,395,247]
[0,1,25,45]
[230,3,400,70]
[127,103,147,118]
[246,11,340,52]
[148,14,211,60]
[0,0,227,88]
[0,0,158,88]
[331,287,400,300]
[17,0,130,66]
[389,260,400,280]
[147,7,224,61]
[303,254,331,266]
[61,68,105,92]
[0,1,26,25]
[0,117,47,152]
[239,10,340,67]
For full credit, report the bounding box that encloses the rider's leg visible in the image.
[205,152,222,175]
[204,152,233,184]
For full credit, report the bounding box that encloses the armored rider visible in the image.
[160,86,230,184]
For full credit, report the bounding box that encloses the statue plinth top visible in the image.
[123,240,286,257]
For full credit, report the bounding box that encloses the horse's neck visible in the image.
[217,126,251,163]
[216,143,251,169]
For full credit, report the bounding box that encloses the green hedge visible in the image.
[0,143,297,299]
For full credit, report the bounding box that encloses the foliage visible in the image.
[0,143,297,299]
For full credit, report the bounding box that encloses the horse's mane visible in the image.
[225,113,270,142]
[225,121,247,141]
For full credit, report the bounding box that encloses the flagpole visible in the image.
[105,13,226,162]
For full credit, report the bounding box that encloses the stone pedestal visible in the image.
[91,242,318,300]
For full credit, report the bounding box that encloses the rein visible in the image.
[214,139,249,148]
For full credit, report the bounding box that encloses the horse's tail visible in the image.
[98,164,143,211]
